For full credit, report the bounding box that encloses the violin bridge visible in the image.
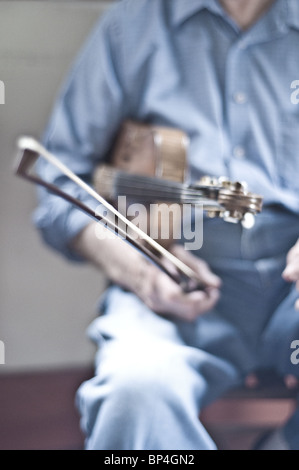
[93,164,118,200]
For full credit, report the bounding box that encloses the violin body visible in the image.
[103,120,188,182]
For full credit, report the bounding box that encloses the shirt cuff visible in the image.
[34,193,101,262]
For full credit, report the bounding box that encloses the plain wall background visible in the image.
[0,1,115,372]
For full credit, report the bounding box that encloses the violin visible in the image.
[15,123,263,293]
[94,121,263,241]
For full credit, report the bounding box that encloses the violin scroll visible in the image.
[193,176,263,226]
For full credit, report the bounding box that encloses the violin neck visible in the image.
[93,164,204,204]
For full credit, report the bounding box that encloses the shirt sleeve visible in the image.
[33,5,128,261]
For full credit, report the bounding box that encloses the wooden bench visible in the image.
[201,370,299,450]
[0,367,297,450]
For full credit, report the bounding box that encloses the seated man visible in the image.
[34,0,299,450]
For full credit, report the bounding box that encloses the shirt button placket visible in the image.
[225,44,249,172]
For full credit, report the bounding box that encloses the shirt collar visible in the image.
[172,0,299,32]
[171,0,222,27]
[287,0,299,31]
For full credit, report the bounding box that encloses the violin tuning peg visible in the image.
[197,176,219,187]
[218,176,231,186]
[206,209,222,219]
[234,181,249,193]
[241,212,256,229]
[222,210,243,224]
[240,181,248,192]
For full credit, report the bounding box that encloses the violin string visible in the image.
[116,189,218,205]
[101,167,192,193]
[114,172,219,205]
[109,170,259,209]
[114,172,206,198]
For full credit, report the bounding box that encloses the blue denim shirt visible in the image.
[34,0,299,260]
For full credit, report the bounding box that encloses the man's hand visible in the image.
[282,238,299,310]
[137,245,222,322]
[71,222,221,322]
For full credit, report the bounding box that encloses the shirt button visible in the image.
[233,146,246,159]
[233,92,247,104]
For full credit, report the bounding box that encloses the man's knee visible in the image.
[78,339,205,427]
[101,342,195,408]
